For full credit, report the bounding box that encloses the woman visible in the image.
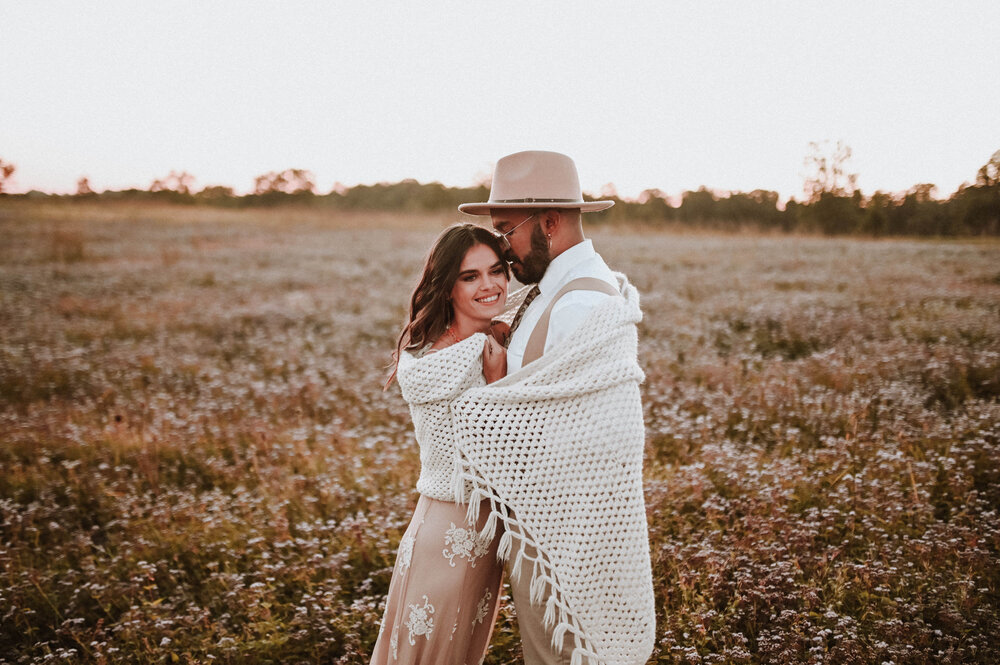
[371,224,510,665]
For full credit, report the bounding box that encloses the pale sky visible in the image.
[2,1,998,202]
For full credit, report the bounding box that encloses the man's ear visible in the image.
[540,209,560,236]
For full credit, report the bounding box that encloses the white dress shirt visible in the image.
[507,239,618,374]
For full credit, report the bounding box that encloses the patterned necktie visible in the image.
[505,284,541,346]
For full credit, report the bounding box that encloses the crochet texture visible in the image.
[400,274,655,665]
[394,284,536,500]
[396,337,487,502]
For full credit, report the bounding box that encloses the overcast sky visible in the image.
[2,1,998,201]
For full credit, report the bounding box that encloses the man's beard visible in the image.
[508,223,550,284]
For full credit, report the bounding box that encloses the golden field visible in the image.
[1,201,998,664]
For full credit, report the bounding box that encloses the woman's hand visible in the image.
[482,334,507,384]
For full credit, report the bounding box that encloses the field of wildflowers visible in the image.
[1,201,998,664]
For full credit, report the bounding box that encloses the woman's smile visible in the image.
[450,243,508,328]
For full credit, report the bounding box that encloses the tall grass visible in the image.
[1,203,998,664]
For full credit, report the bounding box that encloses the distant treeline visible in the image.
[601,182,999,236]
[4,152,999,236]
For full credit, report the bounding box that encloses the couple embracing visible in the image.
[371,151,655,665]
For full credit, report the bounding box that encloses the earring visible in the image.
[547,233,552,250]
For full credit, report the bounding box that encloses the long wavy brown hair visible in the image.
[385,223,510,388]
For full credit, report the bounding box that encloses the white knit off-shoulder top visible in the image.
[395,334,486,502]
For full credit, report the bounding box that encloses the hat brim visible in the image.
[458,200,615,215]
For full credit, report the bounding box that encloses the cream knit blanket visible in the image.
[396,336,487,502]
[450,273,655,665]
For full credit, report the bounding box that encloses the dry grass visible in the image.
[1,202,998,664]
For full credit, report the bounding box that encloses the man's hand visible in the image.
[489,320,511,347]
[483,334,507,384]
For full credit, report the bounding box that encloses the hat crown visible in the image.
[489,151,583,203]
[457,150,613,215]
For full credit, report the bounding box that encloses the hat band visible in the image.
[490,197,580,203]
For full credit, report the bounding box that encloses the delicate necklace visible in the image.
[445,325,462,345]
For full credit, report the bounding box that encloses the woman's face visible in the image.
[449,243,508,328]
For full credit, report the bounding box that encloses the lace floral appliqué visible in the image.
[474,589,493,625]
[442,522,491,567]
[397,533,415,570]
[405,595,435,645]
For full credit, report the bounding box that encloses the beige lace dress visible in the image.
[370,495,503,665]
[370,338,504,665]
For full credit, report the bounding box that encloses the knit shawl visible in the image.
[395,335,487,502]
[451,273,655,665]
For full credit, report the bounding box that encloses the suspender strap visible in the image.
[522,277,620,366]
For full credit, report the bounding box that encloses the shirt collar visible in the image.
[538,239,596,296]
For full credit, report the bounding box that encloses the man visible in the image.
[454,151,655,665]
[461,152,619,376]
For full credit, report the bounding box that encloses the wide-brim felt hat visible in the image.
[458,150,614,216]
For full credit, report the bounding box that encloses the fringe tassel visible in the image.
[529,571,547,604]
[451,455,468,504]
[496,530,513,562]
[551,622,571,651]
[464,491,483,525]
[479,508,498,541]
[511,542,526,583]
[452,471,463,504]
[543,594,558,630]
[454,458,603,665]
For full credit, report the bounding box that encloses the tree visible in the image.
[196,185,234,200]
[150,171,195,195]
[906,183,937,203]
[194,185,236,207]
[900,185,947,235]
[802,140,858,203]
[976,149,1000,187]
[76,177,94,196]
[637,189,673,221]
[953,148,1000,235]
[800,141,863,234]
[805,192,862,235]
[678,187,718,224]
[0,158,16,194]
[862,191,892,236]
[253,169,315,195]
